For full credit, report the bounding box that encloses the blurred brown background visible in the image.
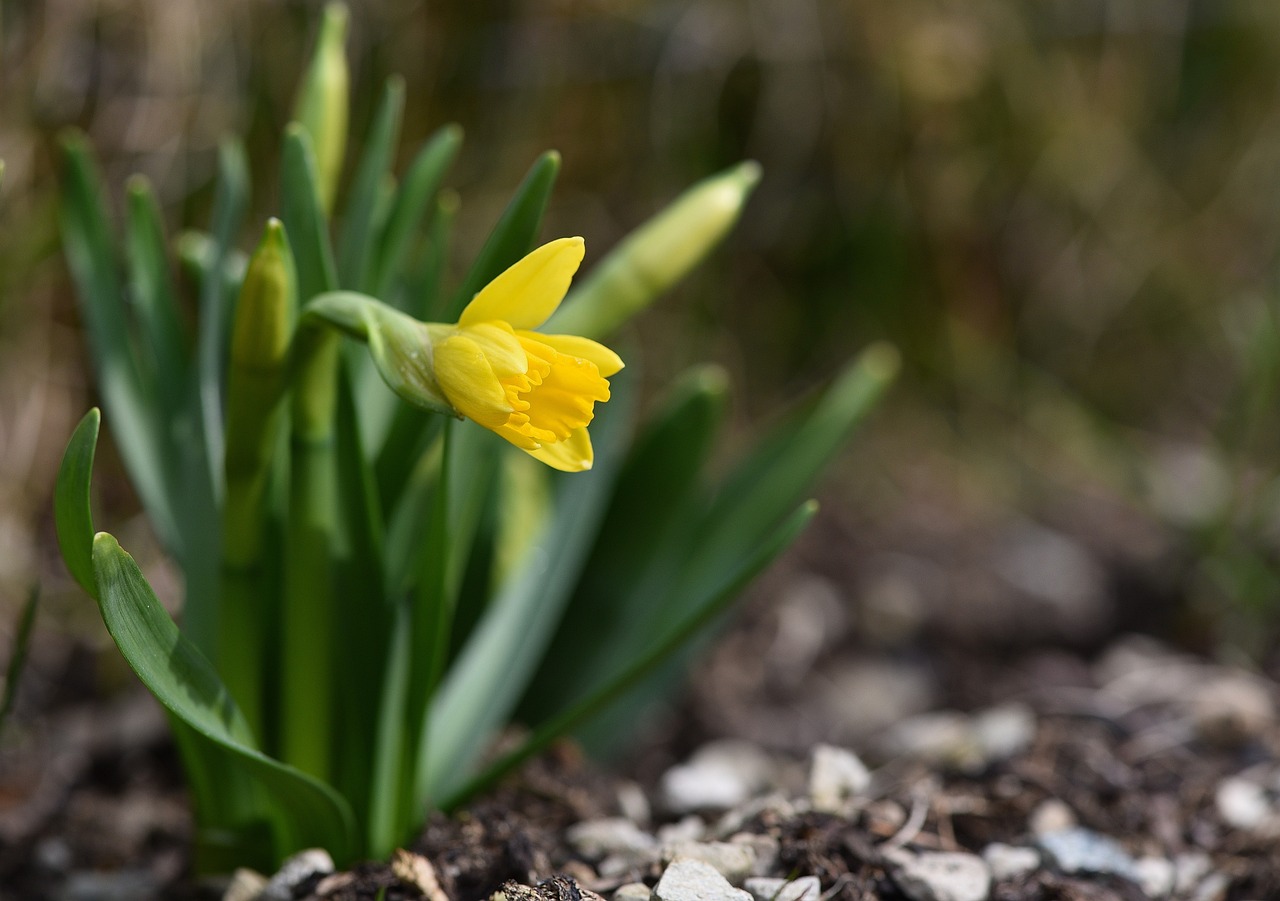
[6,0,1280,668]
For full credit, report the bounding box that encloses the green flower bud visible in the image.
[293,3,349,214]
[547,160,762,340]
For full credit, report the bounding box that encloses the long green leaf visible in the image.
[418,365,634,806]
[443,500,818,810]
[371,124,463,302]
[59,135,179,550]
[55,408,101,595]
[338,77,405,291]
[281,124,340,302]
[125,176,188,418]
[93,533,357,864]
[0,588,38,732]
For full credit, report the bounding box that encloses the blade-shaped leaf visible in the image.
[92,532,357,863]
[0,588,39,732]
[338,77,405,291]
[418,365,635,806]
[442,500,818,810]
[371,124,463,302]
[55,408,100,595]
[282,124,340,302]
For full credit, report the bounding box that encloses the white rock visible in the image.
[980,843,1039,881]
[260,848,334,901]
[888,850,991,901]
[808,745,871,813]
[614,882,652,901]
[1215,777,1271,830]
[1173,852,1213,894]
[1191,675,1274,745]
[880,712,979,770]
[972,705,1035,761]
[618,781,653,827]
[1028,799,1076,836]
[730,832,780,876]
[1036,828,1136,879]
[714,794,795,839]
[743,876,820,901]
[661,741,775,813]
[1133,857,1175,899]
[661,842,757,885]
[657,815,706,845]
[653,857,753,901]
[221,868,268,901]
[568,818,658,859]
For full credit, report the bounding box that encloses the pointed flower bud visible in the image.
[547,161,761,340]
[293,3,349,213]
[304,238,623,472]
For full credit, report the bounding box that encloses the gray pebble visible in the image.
[743,876,820,901]
[1036,828,1136,880]
[1215,777,1273,831]
[1028,799,1076,836]
[259,848,334,901]
[568,818,658,860]
[657,815,706,845]
[888,850,991,901]
[660,742,775,813]
[808,745,870,813]
[661,842,757,885]
[980,843,1039,881]
[1133,857,1175,899]
[729,833,779,877]
[653,857,752,901]
[613,882,652,901]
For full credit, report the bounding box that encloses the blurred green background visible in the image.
[6,0,1280,665]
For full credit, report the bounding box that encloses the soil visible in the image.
[3,499,1280,901]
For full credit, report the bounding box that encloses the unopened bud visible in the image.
[548,161,761,339]
[293,3,349,213]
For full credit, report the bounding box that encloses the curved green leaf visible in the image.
[54,408,100,596]
[92,532,357,863]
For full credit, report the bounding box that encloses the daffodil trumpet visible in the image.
[300,237,623,472]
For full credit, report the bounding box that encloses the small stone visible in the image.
[617,782,652,827]
[971,705,1035,762]
[880,712,979,771]
[661,842,757,885]
[743,876,820,901]
[569,818,659,860]
[1190,675,1274,746]
[613,883,651,901]
[1036,828,1136,879]
[260,848,334,901]
[888,850,991,901]
[729,833,779,876]
[660,742,775,813]
[392,849,448,901]
[713,794,794,839]
[1215,777,1273,831]
[1173,853,1213,894]
[1028,799,1076,836]
[653,857,752,901]
[222,868,268,901]
[657,815,706,845]
[1133,857,1175,899]
[808,745,871,813]
[980,843,1038,882]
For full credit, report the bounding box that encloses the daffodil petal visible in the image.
[433,334,512,428]
[459,321,527,379]
[527,428,594,472]
[459,237,585,330]
[532,332,625,377]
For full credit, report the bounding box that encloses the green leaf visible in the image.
[0,587,38,732]
[371,124,463,303]
[92,532,357,863]
[338,76,405,291]
[281,124,340,302]
[125,176,188,418]
[59,134,179,550]
[418,365,635,806]
[55,408,101,596]
[443,500,818,810]
[443,150,560,321]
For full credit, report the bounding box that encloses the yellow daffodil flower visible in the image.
[425,237,622,471]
